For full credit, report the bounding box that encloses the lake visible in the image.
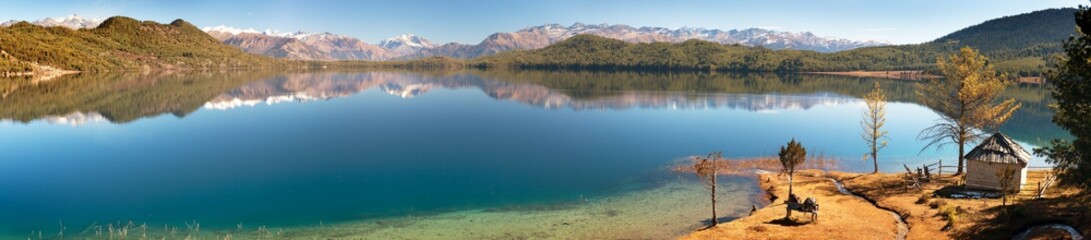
[0,71,1065,239]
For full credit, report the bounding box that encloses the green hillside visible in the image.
[934,8,1075,53]
[471,34,944,73]
[0,16,284,73]
[474,8,1077,76]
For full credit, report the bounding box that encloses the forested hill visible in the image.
[0,16,283,73]
[474,8,1078,76]
[934,8,1076,53]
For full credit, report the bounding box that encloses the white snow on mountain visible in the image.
[517,23,888,52]
[1,14,102,29]
[202,25,323,40]
[262,29,320,39]
[378,34,436,49]
[201,25,260,35]
[201,22,887,61]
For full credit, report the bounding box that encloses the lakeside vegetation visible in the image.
[687,6,1091,239]
[1035,4,1091,192]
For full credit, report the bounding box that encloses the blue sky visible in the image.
[0,0,1084,44]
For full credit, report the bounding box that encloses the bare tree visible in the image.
[694,151,723,227]
[917,47,1021,175]
[861,82,889,174]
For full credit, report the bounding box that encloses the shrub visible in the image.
[916,194,932,204]
[941,205,960,230]
[929,199,947,209]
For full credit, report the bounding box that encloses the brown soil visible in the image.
[829,171,1088,240]
[683,170,899,240]
[686,170,1089,240]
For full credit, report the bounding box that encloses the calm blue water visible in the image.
[0,71,1062,235]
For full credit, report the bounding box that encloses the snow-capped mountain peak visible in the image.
[39,14,100,29]
[1,14,102,29]
[201,25,260,35]
[201,25,325,40]
[262,29,318,39]
[379,34,436,49]
[200,22,887,62]
[507,23,887,52]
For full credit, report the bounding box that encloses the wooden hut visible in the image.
[963,132,1030,191]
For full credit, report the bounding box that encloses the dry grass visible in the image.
[828,170,1089,240]
[688,170,1089,240]
[673,156,839,177]
[684,170,900,240]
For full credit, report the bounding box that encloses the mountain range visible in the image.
[204,23,888,61]
[0,8,1074,75]
[473,8,1076,75]
[0,14,101,29]
[2,15,887,61]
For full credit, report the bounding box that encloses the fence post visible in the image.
[922,163,930,179]
[938,159,942,176]
[1038,182,1042,199]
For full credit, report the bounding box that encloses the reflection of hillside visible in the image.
[0,71,279,124]
[1,70,1067,145]
[203,72,456,110]
[204,72,857,112]
[205,73,376,110]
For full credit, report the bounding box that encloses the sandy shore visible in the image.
[684,170,900,240]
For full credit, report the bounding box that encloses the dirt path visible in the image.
[828,178,908,240]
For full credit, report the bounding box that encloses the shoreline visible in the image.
[0,168,1082,239]
[688,169,1087,239]
[685,170,901,239]
[805,70,941,81]
[0,64,80,81]
[0,176,759,240]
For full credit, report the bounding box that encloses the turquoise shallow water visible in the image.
[0,71,1063,237]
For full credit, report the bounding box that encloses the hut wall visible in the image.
[965,161,1025,191]
[1020,166,1028,190]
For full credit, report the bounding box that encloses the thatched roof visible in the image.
[964,132,1031,165]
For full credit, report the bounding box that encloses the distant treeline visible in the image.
[469,8,1075,76]
[466,34,1057,76]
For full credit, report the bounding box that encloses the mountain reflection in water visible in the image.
[0,70,1067,144]
[203,72,858,112]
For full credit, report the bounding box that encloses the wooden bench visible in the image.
[785,194,819,222]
